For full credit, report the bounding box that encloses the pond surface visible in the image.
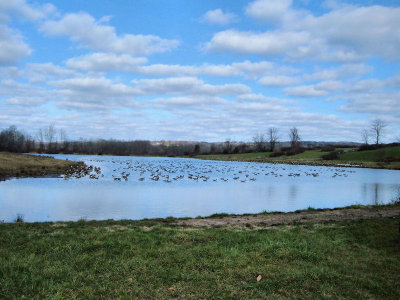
[1,154,399,222]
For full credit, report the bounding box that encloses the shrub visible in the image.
[269,151,285,157]
[320,145,335,152]
[321,150,344,160]
[285,148,305,156]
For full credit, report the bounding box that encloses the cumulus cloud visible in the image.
[200,9,238,25]
[46,77,141,112]
[154,96,228,111]
[284,80,344,97]
[50,77,139,97]
[258,75,300,86]
[0,25,31,65]
[40,12,180,55]
[65,56,284,79]
[0,0,56,21]
[25,63,80,83]
[66,53,148,72]
[205,29,311,57]
[143,60,271,78]
[132,77,250,96]
[339,91,400,120]
[207,1,400,61]
[304,63,373,81]
[245,0,293,23]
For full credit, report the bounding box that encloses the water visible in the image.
[0,154,399,222]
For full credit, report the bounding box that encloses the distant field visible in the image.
[196,146,400,169]
[0,152,81,177]
[196,151,272,161]
[339,146,400,162]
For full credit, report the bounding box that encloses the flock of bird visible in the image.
[63,157,356,183]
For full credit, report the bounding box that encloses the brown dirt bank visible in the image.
[176,205,400,228]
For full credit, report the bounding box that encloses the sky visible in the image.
[0,0,399,142]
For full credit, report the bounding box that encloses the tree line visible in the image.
[0,120,397,156]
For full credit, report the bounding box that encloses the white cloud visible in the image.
[0,0,56,21]
[25,63,80,83]
[339,91,400,121]
[258,75,300,86]
[304,63,372,81]
[245,0,293,23]
[40,12,180,55]
[284,80,343,97]
[66,53,147,72]
[154,96,227,111]
[284,85,328,97]
[298,4,400,60]
[5,96,46,106]
[0,25,31,65]
[207,2,400,61]
[205,29,310,57]
[50,77,139,97]
[201,9,238,26]
[45,77,141,112]
[132,77,250,96]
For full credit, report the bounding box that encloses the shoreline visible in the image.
[10,151,400,171]
[4,203,399,226]
[193,155,400,170]
[0,152,84,178]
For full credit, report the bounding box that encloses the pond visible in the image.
[1,154,399,222]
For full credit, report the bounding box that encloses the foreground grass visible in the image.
[0,152,81,178]
[1,217,399,299]
[195,146,400,169]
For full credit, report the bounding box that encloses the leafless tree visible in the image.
[223,138,233,154]
[253,132,267,152]
[268,127,279,151]
[361,128,369,145]
[36,128,45,153]
[370,119,387,145]
[289,127,301,150]
[44,123,56,152]
[59,128,69,152]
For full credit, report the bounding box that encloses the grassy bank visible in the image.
[0,152,82,178]
[195,146,400,169]
[1,214,399,299]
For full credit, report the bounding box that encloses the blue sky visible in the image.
[0,0,399,142]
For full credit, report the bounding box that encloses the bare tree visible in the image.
[253,132,267,152]
[370,119,387,145]
[268,127,279,152]
[361,128,369,145]
[289,127,301,150]
[36,128,45,153]
[59,128,69,152]
[223,138,233,154]
[44,123,56,152]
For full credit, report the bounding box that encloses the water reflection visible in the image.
[0,154,399,222]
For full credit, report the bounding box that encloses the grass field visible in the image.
[195,146,400,169]
[195,150,330,161]
[339,146,400,162]
[0,215,399,299]
[0,152,81,177]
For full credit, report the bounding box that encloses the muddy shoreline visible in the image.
[176,205,400,228]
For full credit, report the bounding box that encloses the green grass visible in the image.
[0,152,81,177]
[1,218,399,299]
[196,151,273,161]
[195,146,400,169]
[196,150,331,162]
[339,146,400,162]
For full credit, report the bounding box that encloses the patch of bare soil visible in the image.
[176,206,400,228]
